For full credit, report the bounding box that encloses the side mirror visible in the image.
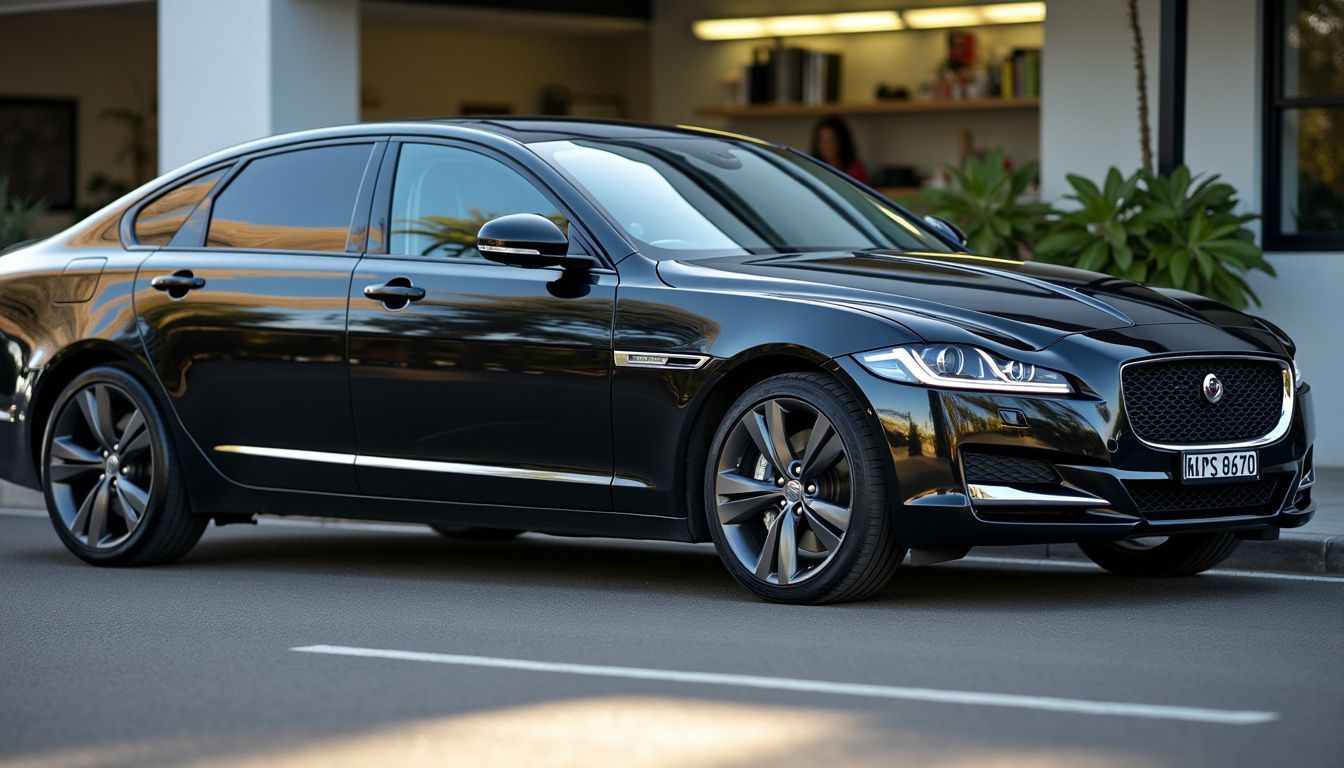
[923,215,969,249]
[477,213,589,269]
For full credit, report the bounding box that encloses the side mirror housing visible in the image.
[923,215,969,249]
[477,213,589,269]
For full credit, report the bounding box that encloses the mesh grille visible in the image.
[962,452,1057,484]
[1124,478,1279,519]
[1122,358,1284,445]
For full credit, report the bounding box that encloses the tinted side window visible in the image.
[390,143,567,259]
[207,144,372,252]
[134,168,227,246]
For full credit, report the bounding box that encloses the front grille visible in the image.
[1123,478,1280,519]
[962,452,1057,484]
[1122,358,1284,445]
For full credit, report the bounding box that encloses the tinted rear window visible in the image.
[206,144,372,252]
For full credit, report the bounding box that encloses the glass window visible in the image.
[1266,0,1344,247]
[390,143,567,259]
[133,168,227,246]
[531,137,950,259]
[207,144,371,252]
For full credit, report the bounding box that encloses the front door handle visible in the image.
[363,278,426,310]
[151,270,206,298]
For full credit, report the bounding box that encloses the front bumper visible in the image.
[834,350,1316,550]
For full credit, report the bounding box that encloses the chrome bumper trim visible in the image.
[967,484,1108,508]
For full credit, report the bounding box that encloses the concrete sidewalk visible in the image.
[3,469,1342,574]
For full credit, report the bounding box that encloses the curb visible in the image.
[983,534,1344,575]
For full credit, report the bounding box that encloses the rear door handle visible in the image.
[151,271,206,297]
[363,278,426,309]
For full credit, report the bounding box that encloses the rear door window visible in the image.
[207,144,372,252]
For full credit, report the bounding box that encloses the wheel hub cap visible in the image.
[783,479,802,503]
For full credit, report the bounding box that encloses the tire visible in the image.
[40,366,206,566]
[429,525,523,540]
[703,372,905,604]
[1078,533,1240,576]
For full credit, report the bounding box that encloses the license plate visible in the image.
[1182,451,1258,483]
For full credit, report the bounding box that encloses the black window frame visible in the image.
[1262,0,1344,251]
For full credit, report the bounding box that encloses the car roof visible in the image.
[422,116,756,144]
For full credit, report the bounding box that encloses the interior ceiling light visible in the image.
[693,11,903,41]
[692,3,1044,40]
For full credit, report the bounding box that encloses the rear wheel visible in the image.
[704,372,904,604]
[429,525,523,540]
[41,366,206,566]
[1078,533,1239,576]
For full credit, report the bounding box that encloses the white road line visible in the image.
[3,507,1341,583]
[291,644,1277,726]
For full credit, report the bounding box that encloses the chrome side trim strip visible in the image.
[355,455,610,485]
[214,445,355,465]
[213,445,612,485]
[614,350,711,370]
[1119,355,1295,451]
[967,484,1108,507]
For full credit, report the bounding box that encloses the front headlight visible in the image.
[1294,359,1304,388]
[856,344,1073,394]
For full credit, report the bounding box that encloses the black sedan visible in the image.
[0,119,1315,603]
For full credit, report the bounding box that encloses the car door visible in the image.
[347,140,616,510]
[133,139,384,493]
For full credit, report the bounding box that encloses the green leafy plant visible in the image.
[916,149,1052,259]
[1034,166,1274,309]
[0,176,46,251]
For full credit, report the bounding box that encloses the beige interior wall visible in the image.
[0,5,649,235]
[651,0,1043,179]
[0,6,156,231]
[360,22,649,122]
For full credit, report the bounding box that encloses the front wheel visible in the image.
[1078,533,1239,576]
[704,372,905,604]
[41,366,206,566]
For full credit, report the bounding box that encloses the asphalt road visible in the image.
[1,509,1341,768]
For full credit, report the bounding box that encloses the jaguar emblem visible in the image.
[1202,373,1224,404]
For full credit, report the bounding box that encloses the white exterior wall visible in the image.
[1043,0,1343,465]
[157,0,358,171]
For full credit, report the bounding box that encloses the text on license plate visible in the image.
[1182,451,1257,482]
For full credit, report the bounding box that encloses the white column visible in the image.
[157,0,358,172]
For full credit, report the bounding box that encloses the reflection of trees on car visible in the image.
[395,209,569,258]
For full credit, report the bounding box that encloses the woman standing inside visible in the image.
[810,116,868,184]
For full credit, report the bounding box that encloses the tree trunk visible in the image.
[1127,0,1154,172]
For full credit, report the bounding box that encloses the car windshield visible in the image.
[529,135,954,259]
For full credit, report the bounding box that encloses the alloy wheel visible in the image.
[714,397,852,585]
[46,383,154,550]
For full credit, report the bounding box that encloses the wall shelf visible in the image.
[695,97,1039,119]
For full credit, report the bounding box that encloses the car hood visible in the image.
[656,250,1263,351]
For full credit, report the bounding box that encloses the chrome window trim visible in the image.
[613,350,712,370]
[1118,354,1295,451]
[214,445,616,485]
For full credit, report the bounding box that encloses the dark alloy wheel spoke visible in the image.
[802,506,843,550]
[717,396,854,587]
[77,386,118,452]
[114,479,149,525]
[117,409,147,457]
[806,498,851,532]
[716,471,783,525]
